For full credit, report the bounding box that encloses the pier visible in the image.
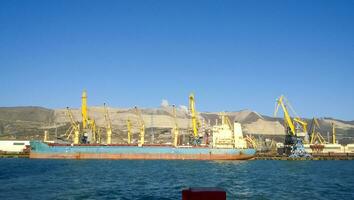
[0,152,29,158]
[255,152,354,160]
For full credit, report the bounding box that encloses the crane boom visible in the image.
[189,93,199,138]
[332,123,336,144]
[65,107,80,144]
[220,112,233,131]
[293,117,308,133]
[309,117,323,144]
[66,107,78,128]
[172,105,179,147]
[134,106,145,146]
[274,95,296,135]
[127,119,132,144]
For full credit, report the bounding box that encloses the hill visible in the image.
[0,106,353,144]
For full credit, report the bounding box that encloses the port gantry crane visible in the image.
[103,103,112,145]
[134,106,145,147]
[172,105,179,147]
[274,95,310,157]
[189,93,201,145]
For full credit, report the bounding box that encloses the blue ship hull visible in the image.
[30,141,256,160]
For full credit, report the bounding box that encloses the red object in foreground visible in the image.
[182,187,226,200]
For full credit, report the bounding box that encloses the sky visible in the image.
[0,0,353,120]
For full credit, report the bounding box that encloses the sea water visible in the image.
[0,159,353,199]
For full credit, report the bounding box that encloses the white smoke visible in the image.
[161,99,169,108]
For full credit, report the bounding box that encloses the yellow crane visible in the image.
[332,122,336,144]
[65,107,80,144]
[96,127,102,143]
[172,105,179,147]
[43,130,49,142]
[103,103,112,144]
[89,119,98,143]
[134,106,145,146]
[81,90,99,143]
[127,119,132,144]
[308,117,326,144]
[274,95,310,157]
[189,93,201,144]
[274,95,296,136]
[293,117,308,134]
[219,112,233,131]
[274,95,307,136]
[82,90,88,129]
[63,90,99,144]
[245,135,257,149]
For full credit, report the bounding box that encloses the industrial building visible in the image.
[0,140,29,153]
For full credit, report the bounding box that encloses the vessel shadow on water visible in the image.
[29,141,256,160]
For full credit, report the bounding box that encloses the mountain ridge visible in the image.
[0,106,353,144]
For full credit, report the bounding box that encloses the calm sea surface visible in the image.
[0,159,353,200]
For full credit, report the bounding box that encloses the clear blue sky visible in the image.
[0,0,353,120]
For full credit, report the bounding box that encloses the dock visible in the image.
[0,152,29,158]
[255,152,354,160]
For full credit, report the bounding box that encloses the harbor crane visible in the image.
[189,93,201,145]
[308,117,326,144]
[274,95,310,157]
[293,117,308,136]
[274,95,308,136]
[82,90,88,129]
[65,107,80,144]
[219,112,233,132]
[63,90,101,144]
[134,106,145,146]
[332,123,336,144]
[81,90,99,144]
[103,103,112,144]
[245,135,257,149]
[43,130,49,142]
[127,119,132,144]
[172,105,179,147]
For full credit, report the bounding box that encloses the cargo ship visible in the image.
[29,141,256,160]
[29,114,256,160]
[29,91,256,160]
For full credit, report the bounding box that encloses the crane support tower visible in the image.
[82,90,88,129]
